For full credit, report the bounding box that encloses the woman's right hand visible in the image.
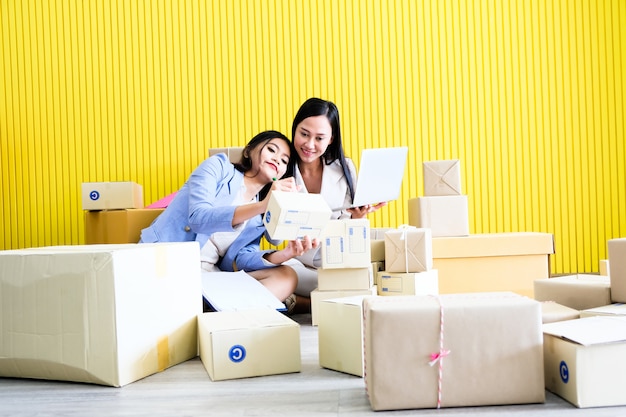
[269,177,299,193]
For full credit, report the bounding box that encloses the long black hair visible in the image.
[233,130,291,200]
[289,98,355,201]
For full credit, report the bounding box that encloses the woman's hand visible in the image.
[347,202,388,219]
[263,235,320,265]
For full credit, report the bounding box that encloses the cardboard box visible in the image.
[540,301,580,324]
[320,219,371,269]
[377,269,439,296]
[318,296,371,377]
[422,159,462,196]
[197,309,300,381]
[432,233,554,297]
[407,196,469,237]
[363,293,545,410]
[263,191,332,241]
[599,259,610,276]
[384,227,433,273]
[208,147,244,163]
[370,228,393,240]
[608,238,626,302]
[84,208,164,244]
[580,303,626,318]
[0,242,202,387]
[82,181,143,210]
[370,239,385,262]
[310,287,377,326]
[317,266,373,291]
[543,316,626,408]
[534,274,611,311]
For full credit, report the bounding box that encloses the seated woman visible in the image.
[139,130,318,309]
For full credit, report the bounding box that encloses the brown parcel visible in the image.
[363,293,544,411]
[533,274,611,311]
[384,227,433,273]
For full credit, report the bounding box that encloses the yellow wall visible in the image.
[1,0,625,274]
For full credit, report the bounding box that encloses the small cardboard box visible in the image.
[580,303,626,318]
[534,274,611,311]
[432,233,554,297]
[608,238,626,302]
[422,159,462,196]
[82,181,144,210]
[540,301,580,324]
[599,259,610,276]
[84,208,164,244]
[263,191,332,241]
[208,147,244,163]
[311,287,377,326]
[320,219,371,269]
[384,227,433,273]
[543,316,626,408]
[318,296,371,377]
[317,266,373,291]
[377,269,439,296]
[197,309,300,381]
[370,239,385,262]
[0,242,202,387]
[407,196,469,237]
[363,293,545,410]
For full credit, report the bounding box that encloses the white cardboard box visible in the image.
[321,219,371,269]
[197,309,300,381]
[311,287,377,326]
[318,296,370,377]
[377,269,439,296]
[0,242,202,387]
[82,181,144,210]
[317,266,373,291]
[208,147,244,163]
[407,196,469,237]
[534,274,611,311]
[422,159,462,196]
[608,238,626,302]
[384,227,433,273]
[263,191,332,241]
[543,316,626,408]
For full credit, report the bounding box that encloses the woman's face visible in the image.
[293,115,333,165]
[252,138,291,181]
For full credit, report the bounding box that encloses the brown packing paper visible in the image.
[363,293,544,411]
[384,227,433,273]
[422,160,462,196]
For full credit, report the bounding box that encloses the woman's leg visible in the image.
[247,265,297,302]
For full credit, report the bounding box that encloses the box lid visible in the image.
[432,232,554,258]
[543,316,626,346]
[199,309,298,332]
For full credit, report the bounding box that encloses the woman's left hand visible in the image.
[348,202,388,219]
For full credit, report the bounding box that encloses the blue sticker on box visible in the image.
[264,211,271,224]
[89,190,100,201]
[229,345,246,363]
[559,360,569,383]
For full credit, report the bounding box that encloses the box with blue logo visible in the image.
[543,316,626,408]
[263,191,332,241]
[82,181,143,210]
[197,309,300,381]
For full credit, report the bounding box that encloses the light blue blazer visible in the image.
[139,153,277,272]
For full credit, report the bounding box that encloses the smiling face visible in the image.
[292,115,333,166]
[252,137,291,181]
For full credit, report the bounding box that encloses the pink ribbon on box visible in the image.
[428,295,450,409]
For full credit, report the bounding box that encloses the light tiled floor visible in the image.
[1,313,626,417]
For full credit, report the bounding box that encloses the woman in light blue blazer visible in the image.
[285,98,386,307]
[139,130,318,303]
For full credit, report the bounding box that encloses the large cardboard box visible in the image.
[320,219,371,269]
[384,227,433,273]
[534,274,611,310]
[81,181,143,210]
[432,233,554,297]
[543,316,626,408]
[197,309,300,381]
[317,266,373,291]
[376,269,439,296]
[311,287,377,326]
[540,301,580,324]
[263,191,332,241]
[608,238,626,302]
[407,196,470,237]
[363,293,545,410]
[0,242,202,387]
[422,159,462,196]
[318,296,370,377]
[84,208,164,244]
[208,147,244,163]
